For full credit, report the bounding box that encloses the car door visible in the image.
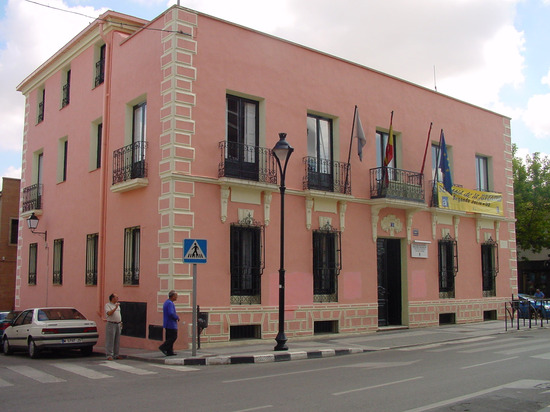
[10,310,33,348]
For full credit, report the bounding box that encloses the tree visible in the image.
[513,144,550,255]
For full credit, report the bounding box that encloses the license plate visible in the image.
[62,338,82,343]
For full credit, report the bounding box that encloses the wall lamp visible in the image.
[27,213,47,241]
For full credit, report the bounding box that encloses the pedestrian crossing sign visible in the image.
[183,239,207,264]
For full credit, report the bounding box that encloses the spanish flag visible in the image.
[383,111,394,167]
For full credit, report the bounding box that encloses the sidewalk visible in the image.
[97,320,517,366]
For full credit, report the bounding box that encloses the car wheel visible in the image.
[3,337,12,355]
[81,346,93,356]
[28,338,40,359]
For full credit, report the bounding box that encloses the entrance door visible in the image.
[377,238,402,326]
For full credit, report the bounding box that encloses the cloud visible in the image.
[542,69,550,86]
[523,93,550,139]
[0,0,104,153]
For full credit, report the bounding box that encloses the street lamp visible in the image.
[27,213,47,241]
[272,132,294,351]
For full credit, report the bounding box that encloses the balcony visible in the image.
[369,167,424,202]
[22,183,43,213]
[218,141,277,184]
[303,157,351,195]
[112,142,148,192]
[95,58,105,87]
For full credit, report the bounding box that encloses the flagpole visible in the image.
[420,122,433,176]
[344,105,358,194]
[431,129,443,207]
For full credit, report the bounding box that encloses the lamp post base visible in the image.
[274,332,288,351]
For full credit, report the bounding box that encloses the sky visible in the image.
[1,0,549,189]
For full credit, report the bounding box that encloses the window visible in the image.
[58,138,68,182]
[124,226,140,285]
[306,114,333,191]
[86,233,98,286]
[37,88,45,123]
[9,218,18,245]
[438,234,458,298]
[313,224,341,302]
[132,102,147,178]
[225,95,259,179]
[476,155,489,191]
[61,69,71,108]
[481,237,499,297]
[53,239,64,285]
[376,130,396,168]
[230,221,264,304]
[95,44,106,87]
[96,123,102,169]
[431,144,442,182]
[28,243,37,285]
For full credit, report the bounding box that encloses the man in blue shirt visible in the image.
[159,290,180,356]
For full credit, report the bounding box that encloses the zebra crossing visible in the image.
[0,360,199,387]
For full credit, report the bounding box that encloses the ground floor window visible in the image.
[482,237,498,297]
[86,233,98,285]
[124,226,140,285]
[313,223,341,302]
[28,243,37,285]
[230,218,264,304]
[53,239,64,285]
[438,234,458,298]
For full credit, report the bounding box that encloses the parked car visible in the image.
[2,307,98,358]
[0,310,21,343]
[517,294,550,319]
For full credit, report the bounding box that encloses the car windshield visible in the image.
[37,308,87,321]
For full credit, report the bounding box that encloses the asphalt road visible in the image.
[2,327,550,411]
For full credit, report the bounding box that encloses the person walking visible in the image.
[105,293,122,360]
[159,290,180,356]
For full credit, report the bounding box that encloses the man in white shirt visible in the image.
[105,293,122,360]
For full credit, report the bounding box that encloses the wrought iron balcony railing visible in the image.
[112,141,148,185]
[61,83,70,107]
[303,157,351,195]
[218,141,277,184]
[22,183,43,212]
[37,101,44,123]
[369,167,424,202]
[95,59,105,87]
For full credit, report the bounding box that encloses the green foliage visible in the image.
[513,144,550,254]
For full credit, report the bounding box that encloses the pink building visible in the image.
[15,6,516,350]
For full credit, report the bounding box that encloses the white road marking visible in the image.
[332,376,423,396]
[496,343,550,355]
[232,406,273,412]
[223,365,343,383]
[404,379,548,412]
[149,364,200,372]
[51,363,113,379]
[460,338,546,353]
[532,352,550,360]
[0,377,13,387]
[100,361,157,375]
[6,366,65,383]
[460,356,518,369]
[427,336,501,352]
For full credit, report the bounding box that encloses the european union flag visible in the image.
[439,130,453,194]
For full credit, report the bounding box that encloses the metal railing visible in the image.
[37,101,44,123]
[218,141,277,184]
[505,295,550,331]
[303,157,351,195]
[95,59,105,87]
[61,83,70,107]
[369,167,424,202]
[22,183,43,212]
[112,141,148,185]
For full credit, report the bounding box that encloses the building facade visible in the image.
[0,177,20,311]
[15,6,516,350]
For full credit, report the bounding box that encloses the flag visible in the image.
[354,108,367,161]
[383,111,394,167]
[439,130,453,194]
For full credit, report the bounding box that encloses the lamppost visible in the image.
[272,132,293,351]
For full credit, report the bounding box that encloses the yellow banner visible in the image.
[436,183,503,216]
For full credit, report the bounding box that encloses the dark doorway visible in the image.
[377,238,402,326]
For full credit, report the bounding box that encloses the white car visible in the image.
[2,307,98,358]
